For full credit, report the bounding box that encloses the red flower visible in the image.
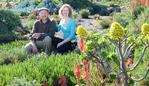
[42,81,48,86]
[74,64,81,78]
[127,58,133,65]
[78,38,85,52]
[58,75,67,86]
[82,70,89,81]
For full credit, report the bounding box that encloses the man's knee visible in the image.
[24,43,33,53]
[43,36,52,46]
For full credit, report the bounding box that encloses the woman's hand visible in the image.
[57,42,64,48]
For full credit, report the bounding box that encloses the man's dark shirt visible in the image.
[30,18,57,40]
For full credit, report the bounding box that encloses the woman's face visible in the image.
[39,10,49,20]
[62,7,69,18]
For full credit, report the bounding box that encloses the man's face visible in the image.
[39,10,49,20]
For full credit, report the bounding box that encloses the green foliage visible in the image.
[0,41,28,65]
[79,9,90,18]
[72,11,80,22]
[126,7,149,33]
[27,19,36,30]
[0,9,22,42]
[89,3,107,15]
[113,12,131,28]
[11,78,41,86]
[0,53,80,85]
[138,79,149,86]
[12,0,35,16]
[110,72,116,79]
[133,5,145,19]
[0,3,2,8]
[28,14,37,20]
[0,32,16,43]
[0,9,21,31]
[100,19,112,29]
[63,0,91,9]
[50,15,61,23]
[27,14,36,30]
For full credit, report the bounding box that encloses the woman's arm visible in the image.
[57,20,76,47]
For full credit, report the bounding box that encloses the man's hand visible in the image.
[32,33,41,39]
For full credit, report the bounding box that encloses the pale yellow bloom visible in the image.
[76,25,88,39]
[141,23,149,35]
[109,22,125,40]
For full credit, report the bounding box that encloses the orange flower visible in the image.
[82,59,88,65]
[140,0,145,5]
[74,64,81,78]
[145,1,149,6]
[78,38,85,52]
[82,59,90,72]
[82,70,89,81]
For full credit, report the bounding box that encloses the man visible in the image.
[25,7,57,55]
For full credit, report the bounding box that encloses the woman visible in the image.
[53,4,77,53]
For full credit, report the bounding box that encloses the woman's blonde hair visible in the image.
[59,4,73,18]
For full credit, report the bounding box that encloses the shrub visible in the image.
[126,7,149,33]
[79,9,90,18]
[0,32,16,43]
[50,15,61,24]
[0,9,21,32]
[63,0,91,9]
[72,11,80,22]
[0,3,2,8]
[133,5,145,19]
[12,0,35,16]
[113,12,131,28]
[100,19,112,29]
[93,14,100,19]
[0,9,22,42]
[0,41,28,65]
[90,3,107,15]
[20,11,30,16]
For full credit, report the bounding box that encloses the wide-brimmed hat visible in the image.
[38,7,50,12]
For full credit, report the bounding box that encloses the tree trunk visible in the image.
[121,60,128,86]
[122,72,128,86]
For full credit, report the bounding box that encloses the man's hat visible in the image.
[38,7,50,12]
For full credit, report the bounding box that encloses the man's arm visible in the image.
[29,21,38,52]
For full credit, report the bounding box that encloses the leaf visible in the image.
[110,73,117,80]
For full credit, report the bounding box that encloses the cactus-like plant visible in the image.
[79,22,149,86]
[108,22,149,86]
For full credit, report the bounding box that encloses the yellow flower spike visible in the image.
[76,25,88,39]
[143,34,149,41]
[109,22,125,40]
[141,23,149,35]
